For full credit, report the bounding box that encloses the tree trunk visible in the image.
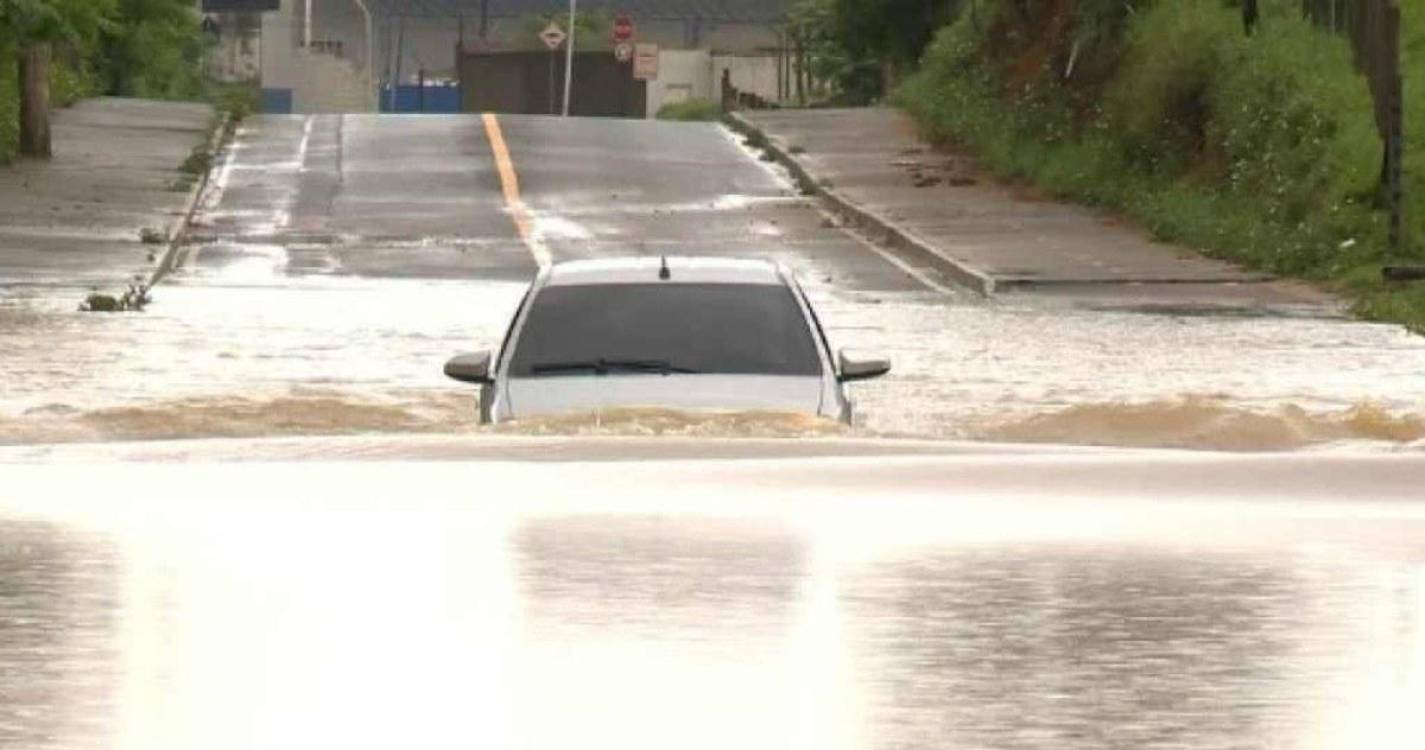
[19,43,53,159]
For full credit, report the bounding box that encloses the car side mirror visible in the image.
[838,349,891,382]
[444,350,494,384]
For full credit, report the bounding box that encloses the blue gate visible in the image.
[379,84,462,114]
[260,88,293,114]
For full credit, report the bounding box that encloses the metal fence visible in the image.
[1297,0,1405,250]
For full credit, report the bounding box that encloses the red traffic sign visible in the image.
[612,14,634,43]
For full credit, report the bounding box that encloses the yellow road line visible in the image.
[482,113,551,270]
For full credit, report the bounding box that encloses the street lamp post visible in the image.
[561,0,576,116]
[352,0,375,110]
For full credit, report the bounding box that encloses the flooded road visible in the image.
[6,109,1425,750]
[5,273,1425,448]
[3,113,1425,450]
[2,458,1424,749]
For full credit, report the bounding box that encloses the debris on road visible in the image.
[80,281,152,313]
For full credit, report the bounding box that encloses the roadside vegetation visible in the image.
[1,0,252,165]
[656,98,721,121]
[793,0,1425,330]
[787,0,959,105]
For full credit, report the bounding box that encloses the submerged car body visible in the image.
[444,257,890,424]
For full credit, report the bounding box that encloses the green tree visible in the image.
[100,0,206,98]
[790,0,961,104]
[1,0,206,161]
[1,0,112,157]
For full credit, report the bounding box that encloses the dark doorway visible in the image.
[458,50,646,117]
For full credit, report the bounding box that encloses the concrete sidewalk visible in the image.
[0,97,214,289]
[732,108,1336,312]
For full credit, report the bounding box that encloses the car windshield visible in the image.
[507,282,823,377]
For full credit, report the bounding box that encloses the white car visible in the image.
[444,256,890,424]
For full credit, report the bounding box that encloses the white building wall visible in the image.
[646,50,713,117]
[646,50,784,118]
[261,0,376,113]
[713,54,783,103]
[260,1,298,90]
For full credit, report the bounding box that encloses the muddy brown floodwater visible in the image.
[4,262,1425,452]
[9,112,1422,453]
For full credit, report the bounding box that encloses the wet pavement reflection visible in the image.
[0,521,121,748]
[1,484,1422,750]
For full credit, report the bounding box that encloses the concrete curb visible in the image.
[149,112,231,287]
[724,111,997,296]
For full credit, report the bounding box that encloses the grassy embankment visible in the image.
[894,0,1425,329]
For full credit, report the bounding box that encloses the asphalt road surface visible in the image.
[4,114,1425,750]
[195,114,939,289]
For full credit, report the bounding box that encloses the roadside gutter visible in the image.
[150,113,232,287]
[723,111,997,296]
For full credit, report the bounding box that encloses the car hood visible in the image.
[504,374,825,419]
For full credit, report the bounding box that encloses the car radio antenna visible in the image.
[659,256,671,280]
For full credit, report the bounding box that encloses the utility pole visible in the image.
[304,0,313,47]
[351,0,375,111]
[392,15,405,112]
[562,0,577,116]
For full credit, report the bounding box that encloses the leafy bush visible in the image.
[656,98,722,122]
[789,0,966,103]
[0,41,15,163]
[51,44,100,106]
[207,81,259,122]
[99,0,208,100]
[895,0,1424,326]
[1403,0,1425,251]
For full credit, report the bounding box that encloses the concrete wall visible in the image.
[261,0,375,113]
[645,50,712,117]
[713,53,783,103]
[309,0,373,74]
[259,1,298,93]
[645,51,784,118]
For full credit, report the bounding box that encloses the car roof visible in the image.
[543,256,786,287]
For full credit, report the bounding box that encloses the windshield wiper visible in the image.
[529,358,700,375]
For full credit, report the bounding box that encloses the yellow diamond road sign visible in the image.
[540,23,566,50]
